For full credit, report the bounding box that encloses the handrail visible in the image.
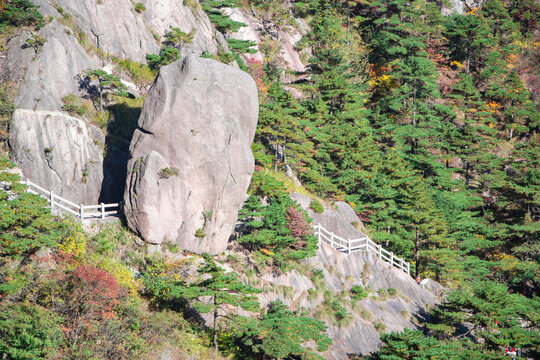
[313,223,410,276]
[20,178,122,220]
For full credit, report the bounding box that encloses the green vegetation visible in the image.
[309,199,324,213]
[0,0,44,29]
[0,165,224,358]
[146,27,195,70]
[350,285,368,301]
[201,0,245,33]
[0,303,63,360]
[249,0,540,358]
[158,166,179,179]
[237,172,318,264]
[25,34,47,53]
[146,46,180,69]
[134,2,145,13]
[233,301,332,359]
[226,38,257,54]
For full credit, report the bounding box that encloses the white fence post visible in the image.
[330,232,334,248]
[317,224,321,245]
[400,258,404,272]
[101,203,105,219]
[390,252,394,267]
[80,205,84,219]
[50,191,55,210]
[378,243,382,259]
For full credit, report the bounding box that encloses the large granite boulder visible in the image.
[124,55,258,254]
[9,109,105,204]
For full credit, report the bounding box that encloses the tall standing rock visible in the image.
[124,55,258,254]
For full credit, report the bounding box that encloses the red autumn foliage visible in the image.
[70,264,123,319]
[286,206,311,240]
[72,264,121,300]
[426,36,450,69]
[438,68,459,96]
[246,58,269,93]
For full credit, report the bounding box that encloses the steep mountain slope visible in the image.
[0,0,538,359]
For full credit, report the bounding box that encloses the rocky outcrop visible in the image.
[30,0,222,61]
[124,55,258,254]
[2,20,100,111]
[292,192,366,240]
[251,193,441,358]
[257,241,439,359]
[2,0,225,112]
[31,0,159,62]
[143,0,220,57]
[9,109,105,204]
[441,0,487,15]
[223,6,308,75]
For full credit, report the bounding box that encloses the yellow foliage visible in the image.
[450,60,463,68]
[59,221,87,260]
[467,7,479,16]
[486,101,502,112]
[94,257,142,296]
[261,248,275,256]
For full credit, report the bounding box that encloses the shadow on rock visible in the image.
[99,101,141,203]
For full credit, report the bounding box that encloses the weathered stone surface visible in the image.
[124,55,258,254]
[31,0,159,62]
[9,109,105,204]
[223,6,308,74]
[441,0,487,15]
[3,20,100,111]
[258,242,439,359]
[143,0,219,57]
[292,192,365,240]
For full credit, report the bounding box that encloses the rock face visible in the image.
[3,20,100,111]
[256,243,440,359]
[9,109,105,204]
[292,192,366,240]
[143,0,219,57]
[268,193,442,358]
[31,0,159,62]
[124,55,258,254]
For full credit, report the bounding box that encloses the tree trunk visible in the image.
[99,89,103,113]
[464,160,470,188]
[213,298,218,351]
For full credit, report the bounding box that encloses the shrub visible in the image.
[146,47,180,69]
[226,38,257,54]
[374,322,387,333]
[25,34,47,53]
[195,228,206,238]
[350,285,368,301]
[309,199,324,213]
[0,172,65,258]
[0,303,63,360]
[159,167,179,179]
[134,2,146,13]
[58,220,87,260]
[286,205,312,239]
[0,0,44,28]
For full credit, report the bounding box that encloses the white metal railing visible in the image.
[20,178,121,220]
[313,223,410,275]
